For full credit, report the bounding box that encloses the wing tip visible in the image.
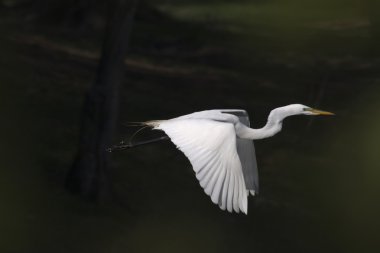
[218,203,248,214]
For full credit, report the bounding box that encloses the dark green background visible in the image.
[1,0,379,252]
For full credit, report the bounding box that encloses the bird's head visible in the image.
[296,104,335,116]
[273,104,334,118]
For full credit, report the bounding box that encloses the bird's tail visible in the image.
[125,120,163,128]
[121,120,164,145]
[125,120,162,127]
[142,120,163,128]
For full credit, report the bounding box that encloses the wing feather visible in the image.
[156,119,247,214]
[233,171,240,213]
[200,160,218,189]
[205,160,222,196]
[222,110,259,195]
[226,169,234,212]
[197,152,219,184]
[211,162,226,204]
[219,166,230,210]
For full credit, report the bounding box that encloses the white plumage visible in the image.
[156,118,247,213]
[145,104,334,214]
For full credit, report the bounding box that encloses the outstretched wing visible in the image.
[156,119,248,214]
[221,110,259,195]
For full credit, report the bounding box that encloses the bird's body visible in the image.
[143,104,333,214]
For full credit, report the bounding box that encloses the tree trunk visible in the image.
[66,0,139,200]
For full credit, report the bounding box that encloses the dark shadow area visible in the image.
[0,0,379,253]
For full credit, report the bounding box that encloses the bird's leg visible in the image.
[107,136,169,152]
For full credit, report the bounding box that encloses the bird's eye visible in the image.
[303,108,311,111]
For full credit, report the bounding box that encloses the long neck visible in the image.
[237,119,282,140]
[237,107,294,140]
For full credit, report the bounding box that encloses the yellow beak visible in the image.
[309,108,335,116]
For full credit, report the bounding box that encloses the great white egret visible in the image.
[115,104,334,214]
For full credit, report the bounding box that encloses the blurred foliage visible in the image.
[0,0,379,253]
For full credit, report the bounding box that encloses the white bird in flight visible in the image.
[139,104,334,214]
